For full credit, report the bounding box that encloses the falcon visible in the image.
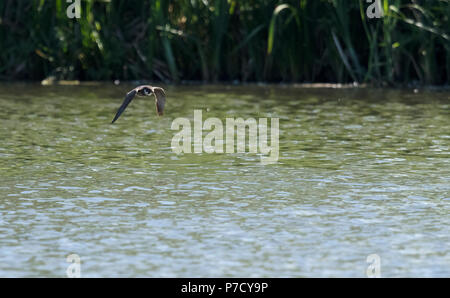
[111,85,166,123]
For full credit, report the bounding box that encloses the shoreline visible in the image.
[0,80,449,91]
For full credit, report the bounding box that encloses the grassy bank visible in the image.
[0,0,449,85]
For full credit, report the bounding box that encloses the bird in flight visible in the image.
[111,85,166,123]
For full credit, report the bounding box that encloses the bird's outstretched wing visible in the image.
[152,87,165,116]
[111,89,137,123]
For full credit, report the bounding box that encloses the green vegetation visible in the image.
[0,0,449,84]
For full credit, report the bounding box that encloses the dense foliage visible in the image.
[0,0,449,84]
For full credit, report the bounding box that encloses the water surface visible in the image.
[0,83,449,277]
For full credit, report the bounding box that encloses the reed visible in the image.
[0,0,448,85]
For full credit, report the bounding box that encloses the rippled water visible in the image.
[0,83,449,277]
